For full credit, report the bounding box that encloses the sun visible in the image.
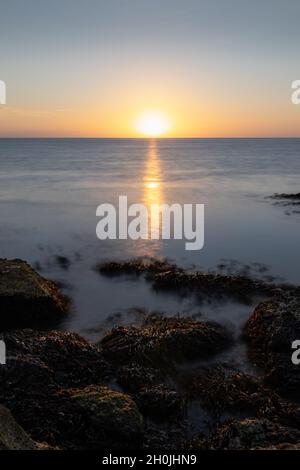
[135,111,171,137]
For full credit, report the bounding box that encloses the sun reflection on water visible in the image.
[143,139,164,242]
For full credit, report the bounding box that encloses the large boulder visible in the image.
[100,315,232,367]
[0,259,68,328]
[0,329,108,388]
[245,292,300,398]
[67,385,144,449]
[0,330,109,448]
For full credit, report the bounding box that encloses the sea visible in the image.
[0,138,299,369]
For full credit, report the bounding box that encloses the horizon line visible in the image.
[1,136,300,140]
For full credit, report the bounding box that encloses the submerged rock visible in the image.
[271,192,300,201]
[194,418,300,450]
[0,259,69,328]
[100,315,232,367]
[97,257,176,277]
[97,257,284,302]
[245,293,300,398]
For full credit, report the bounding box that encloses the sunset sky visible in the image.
[1,0,300,137]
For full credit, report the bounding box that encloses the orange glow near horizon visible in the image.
[134,111,171,137]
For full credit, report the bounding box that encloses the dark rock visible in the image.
[116,363,161,392]
[271,192,300,200]
[100,315,232,367]
[97,257,176,277]
[245,292,300,398]
[97,257,286,302]
[142,421,186,450]
[66,385,144,449]
[135,384,184,420]
[194,418,300,450]
[0,329,108,387]
[0,259,69,328]
[112,362,184,421]
[187,367,300,428]
[0,405,39,450]
[0,330,110,448]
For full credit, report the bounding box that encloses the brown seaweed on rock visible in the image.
[244,292,300,399]
[97,257,292,302]
[0,329,117,449]
[192,418,300,450]
[100,315,233,367]
[186,367,300,428]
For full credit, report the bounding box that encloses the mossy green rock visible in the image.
[69,385,144,449]
[0,259,68,328]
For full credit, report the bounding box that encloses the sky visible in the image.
[0,0,300,137]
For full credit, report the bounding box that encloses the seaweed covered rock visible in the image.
[97,257,280,302]
[67,385,144,449]
[187,367,300,428]
[135,384,184,420]
[245,293,300,398]
[0,259,68,328]
[100,316,232,367]
[0,329,108,388]
[195,418,300,450]
[0,330,110,448]
[97,257,176,277]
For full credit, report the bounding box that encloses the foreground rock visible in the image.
[0,329,108,387]
[0,405,40,450]
[0,329,119,448]
[66,385,143,449]
[194,418,300,450]
[245,292,300,398]
[0,259,68,328]
[187,367,300,427]
[100,315,232,366]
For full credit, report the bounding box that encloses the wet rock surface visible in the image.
[268,192,300,216]
[194,418,300,450]
[271,192,300,201]
[186,367,300,427]
[0,259,69,328]
[67,385,144,449]
[97,257,291,302]
[245,292,300,398]
[100,315,232,366]
[0,330,111,448]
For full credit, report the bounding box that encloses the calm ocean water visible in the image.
[0,138,299,360]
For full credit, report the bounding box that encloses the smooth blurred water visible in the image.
[0,138,299,348]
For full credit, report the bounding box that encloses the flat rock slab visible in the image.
[0,259,68,329]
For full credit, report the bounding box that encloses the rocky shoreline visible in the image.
[0,258,300,450]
